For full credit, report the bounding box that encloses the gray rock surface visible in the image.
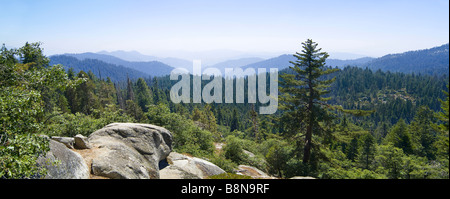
[88,123,173,179]
[289,176,316,179]
[74,134,91,149]
[51,136,75,149]
[160,152,225,179]
[235,165,275,179]
[37,140,90,179]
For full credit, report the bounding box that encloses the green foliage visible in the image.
[409,106,438,159]
[209,155,238,173]
[223,135,247,164]
[0,134,50,179]
[331,66,448,125]
[374,144,405,179]
[436,85,449,133]
[279,39,342,166]
[145,103,214,157]
[72,71,99,115]
[0,42,73,178]
[125,100,145,122]
[135,78,153,112]
[1,87,42,135]
[356,133,377,170]
[230,108,241,132]
[208,173,252,179]
[384,119,414,154]
[45,104,135,137]
[265,144,291,178]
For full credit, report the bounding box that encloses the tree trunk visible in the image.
[303,77,314,164]
[303,110,313,163]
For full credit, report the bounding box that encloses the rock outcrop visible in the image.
[289,176,315,179]
[74,134,91,149]
[235,165,276,179]
[87,123,173,179]
[159,152,226,179]
[40,123,173,179]
[37,140,90,179]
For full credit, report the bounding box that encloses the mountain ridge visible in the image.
[363,43,449,75]
[56,53,174,77]
[49,43,449,80]
[49,55,148,81]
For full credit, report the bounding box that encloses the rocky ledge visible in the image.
[37,123,225,179]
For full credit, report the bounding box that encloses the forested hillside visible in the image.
[49,55,147,81]
[1,42,448,179]
[363,44,449,75]
[50,53,174,79]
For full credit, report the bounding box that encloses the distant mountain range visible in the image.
[49,55,146,82]
[49,44,449,82]
[241,44,448,75]
[97,50,193,70]
[50,53,174,79]
[240,54,375,71]
[363,44,449,75]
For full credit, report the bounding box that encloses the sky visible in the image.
[1,0,449,60]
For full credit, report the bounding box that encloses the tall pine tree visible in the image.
[279,39,339,164]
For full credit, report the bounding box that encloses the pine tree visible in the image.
[356,133,376,170]
[230,108,241,132]
[250,104,259,141]
[192,107,204,121]
[203,104,217,133]
[74,71,99,115]
[278,39,339,164]
[98,78,117,108]
[135,78,153,112]
[114,82,125,110]
[434,85,449,164]
[126,74,135,101]
[410,106,438,159]
[384,119,413,155]
[436,85,449,134]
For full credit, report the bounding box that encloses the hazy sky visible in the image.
[1,0,449,59]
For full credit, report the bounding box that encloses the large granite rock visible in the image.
[37,140,90,179]
[235,165,276,179]
[289,176,316,179]
[74,134,91,149]
[159,152,225,179]
[88,123,173,179]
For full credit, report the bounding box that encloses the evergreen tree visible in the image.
[409,106,438,159]
[192,107,204,121]
[250,104,260,141]
[436,85,449,134]
[434,85,449,168]
[135,78,153,112]
[98,78,117,108]
[356,133,377,170]
[125,99,144,122]
[114,82,125,110]
[203,104,218,133]
[230,108,241,132]
[347,138,359,161]
[384,119,413,154]
[266,144,291,178]
[74,71,99,115]
[17,42,50,69]
[126,75,135,101]
[278,39,339,164]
